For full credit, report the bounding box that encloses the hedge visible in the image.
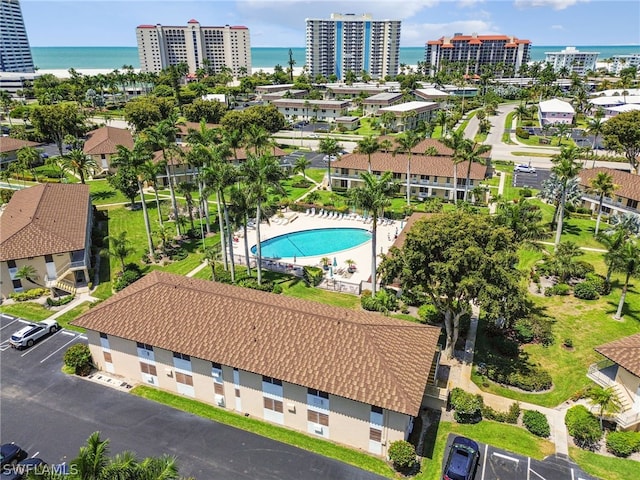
[606,431,640,457]
[9,288,48,301]
[565,405,602,448]
[523,410,550,438]
[574,281,599,300]
[387,440,417,472]
[481,402,520,424]
[450,388,483,424]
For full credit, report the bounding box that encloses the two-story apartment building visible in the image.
[538,98,575,125]
[0,137,42,170]
[579,168,640,218]
[271,99,350,123]
[377,101,439,132]
[331,138,489,201]
[83,126,134,176]
[0,184,92,298]
[362,92,403,116]
[73,271,444,456]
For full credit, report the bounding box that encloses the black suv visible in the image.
[443,436,480,480]
[0,444,27,467]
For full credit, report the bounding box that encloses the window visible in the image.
[263,397,283,413]
[307,388,329,399]
[173,352,190,361]
[212,362,222,369]
[12,279,22,289]
[103,351,113,363]
[99,332,108,339]
[369,428,382,442]
[214,382,224,395]
[45,255,53,263]
[175,372,193,386]
[7,259,16,269]
[140,362,157,376]
[262,376,283,386]
[137,342,153,351]
[371,405,383,414]
[307,410,329,426]
[235,388,240,398]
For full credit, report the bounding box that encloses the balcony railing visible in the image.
[587,359,616,387]
[582,194,639,214]
[617,410,640,429]
[331,173,462,189]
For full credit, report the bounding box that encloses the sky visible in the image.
[21,0,640,47]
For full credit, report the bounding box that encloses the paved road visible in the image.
[0,314,385,480]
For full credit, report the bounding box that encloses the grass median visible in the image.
[131,385,396,478]
[570,446,640,480]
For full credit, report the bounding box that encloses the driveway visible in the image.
[443,434,595,480]
[0,313,385,480]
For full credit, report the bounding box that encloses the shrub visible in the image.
[519,187,533,198]
[563,338,574,348]
[271,284,283,294]
[361,289,398,314]
[46,295,75,307]
[303,266,323,286]
[417,303,442,324]
[9,288,48,301]
[482,402,520,424]
[63,344,93,376]
[489,335,520,357]
[585,273,611,295]
[514,318,534,343]
[606,431,640,457]
[545,283,570,296]
[523,410,550,437]
[113,268,142,292]
[387,440,417,471]
[574,281,599,300]
[565,405,602,448]
[449,388,483,424]
[574,260,595,278]
[516,127,530,139]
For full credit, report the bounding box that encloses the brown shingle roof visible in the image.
[73,271,441,416]
[0,184,90,261]
[595,333,640,378]
[335,152,487,180]
[579,167,640,202]
[0,137,41,153]
[152,145,287,165]
[83,126,134,155]
[392,213,434,250]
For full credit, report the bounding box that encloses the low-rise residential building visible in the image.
[261,89,308,103]
[331,138,489,201]
[538,98,575,125]
[0,184,92,298]
[414,88,450,102]
[579,168,640,218]
[588,333,640,431]
[335,116,360,131]
[362,92,403,116]
[326,84,390,99]
[271,99,350,123]
[83,126,134,176]
[0,137,41,170]
[73,271,444,455]
[377,101,439,131]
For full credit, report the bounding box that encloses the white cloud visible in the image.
[458,0,485,6]
[402,20,498,45]
[551,24,564,30]
[513,0,589,11]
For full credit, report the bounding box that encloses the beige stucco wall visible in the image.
[616,367,640,402]
[1,253,72,298]
[87,333,411,456]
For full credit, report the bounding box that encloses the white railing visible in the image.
[587,360,616,387]
[617,410,640,429]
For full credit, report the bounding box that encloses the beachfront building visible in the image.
[73,271,445,456]
[605,54,640,76]
[136,20,251,77]
[377,101,439,132]
[305,13,401,80]
[83,126,134,176]
[0,0,34,73]
[331,137,489,201]
[579,168,640,219]
[0,184,92,299]
[538,98,575,125]
[544,47,599,76]
[425,33,530,77]
[271,99,350,123]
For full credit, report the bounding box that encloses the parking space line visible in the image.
[528,457,531,480]
[481,444,488,480]
[571,468,575,480]
[492,452,519,464]
[40,335,81,364]
[60,331,76,336]
[0,341,11,352]
[0,318,21,330]
[20,331,62,357]
[530,468,547,480]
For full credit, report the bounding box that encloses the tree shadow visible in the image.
[91,190,116,201]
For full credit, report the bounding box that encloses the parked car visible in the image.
[323,155,337,162]
[0,444,27,467]
[40,152,49,159]
[514,164,536,174]
[9,319,59,349]
[1,458,47,479]
[443,436,480,480]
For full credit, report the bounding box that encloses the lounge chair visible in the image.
[305,208,310,216]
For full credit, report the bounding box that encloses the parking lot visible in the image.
[0,313,385,479]
[512,168,551,190]
[443,434,594,480]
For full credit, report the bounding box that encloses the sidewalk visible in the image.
[446,305,570,455]
[46,291,99,321]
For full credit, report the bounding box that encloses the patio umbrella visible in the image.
[333,257,337,267]
[330,266,333,278]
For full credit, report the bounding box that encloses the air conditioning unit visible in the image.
[165,368,173,377]
[314,424,323,434]
[215,394,225,407]
[287,403,296,413]
[147,376,155,385]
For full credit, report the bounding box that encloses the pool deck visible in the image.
[234,211,405,285]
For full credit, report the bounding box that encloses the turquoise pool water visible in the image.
[251,228,371,258]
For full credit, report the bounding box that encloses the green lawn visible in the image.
[88,179,132,205]
[53,302,91,332]
[280,174,316,202]
[570,447,640,480]
[281,279,361,309]
[306,168,327,184]
[132,386,396,478]
[353,117,380,136]
[0,301,51,321]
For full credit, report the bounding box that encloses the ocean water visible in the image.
[31,45,640,71]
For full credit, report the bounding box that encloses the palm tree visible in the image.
[60,149,98,184]
[355,136,380,173]
[514,103,529,125]
[588,172,618,236]
[553,122,571,147]
[460,140,491,202]
[176,181,197,232]
[221,127,244,164]
[494,199,548,249]
[111,143,155,257]
[394,130,421,206]
[586,116,605,167]
[318,137,342,191]
[241,153,284,285]
[203,245,221,282]
[16,146,41,182]
[610,240,640,320]
[229,184,254,275]
[14,264,42,287]
[440,130,466,204]
[104,231,134,272]
[139,159,165,228]
[551,146,583,250]
[245,124,271,155]
[293,156,311,181]
[348,171,399,295]
[552,241,584,283]
[72,431,111,480]
[587,386,622,431]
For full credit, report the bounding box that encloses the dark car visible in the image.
[0,444,27,467]
[443,436,480,480]
[1,458,47,479]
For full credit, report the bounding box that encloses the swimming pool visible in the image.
[251,228,371,258]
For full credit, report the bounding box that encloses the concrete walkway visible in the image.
[43,291,99,321]
[445,306,570,455]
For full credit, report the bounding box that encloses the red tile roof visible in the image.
[73,271,441,416]
[0,184,90,261]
